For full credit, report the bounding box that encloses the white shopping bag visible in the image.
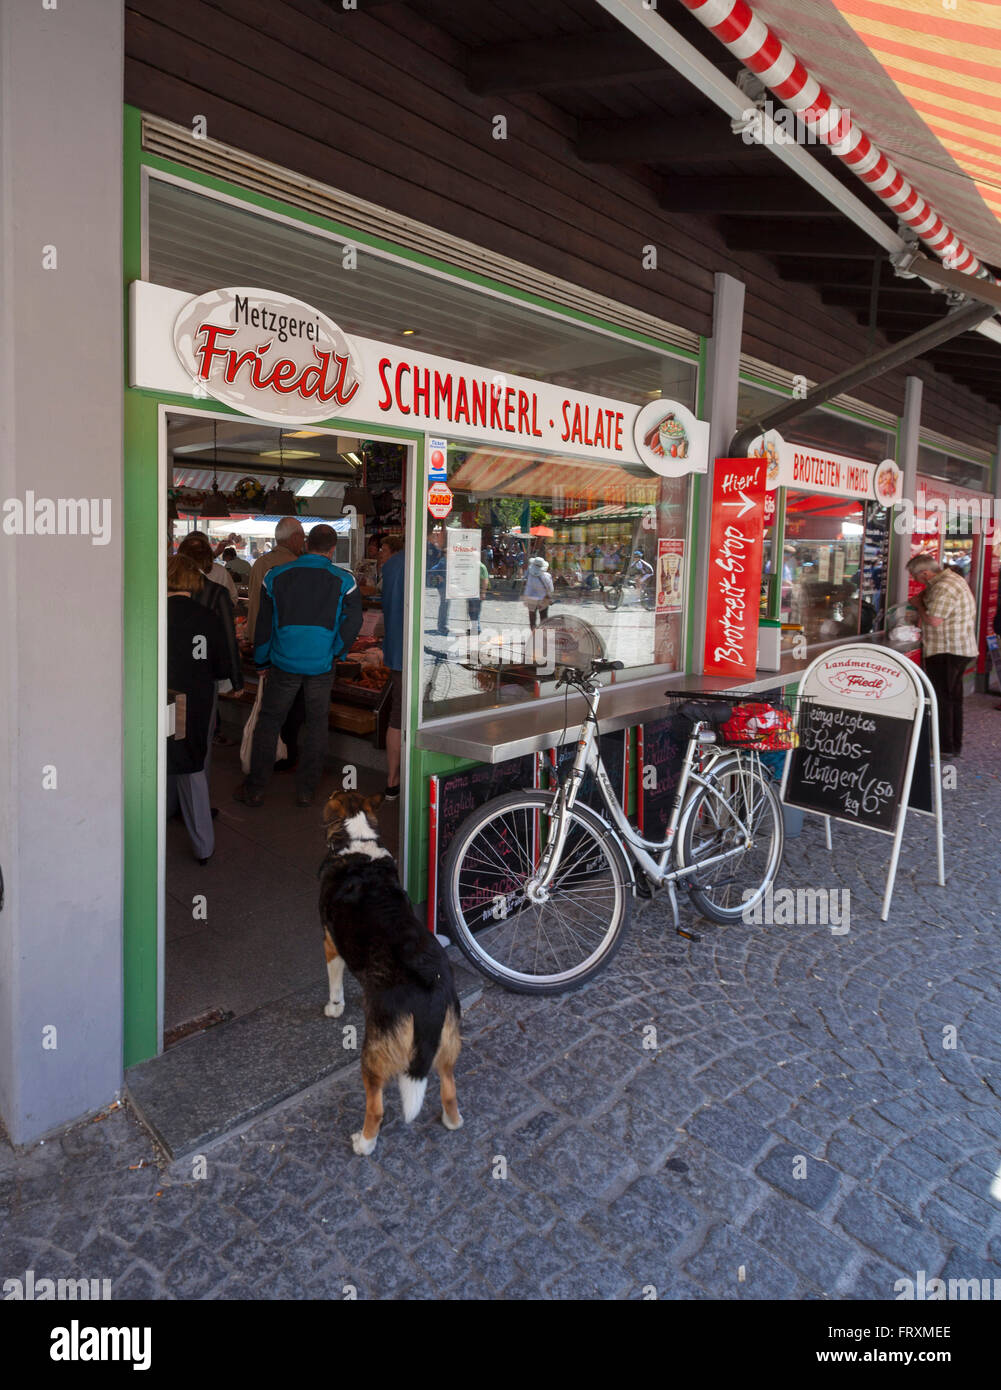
[240,671,287,773]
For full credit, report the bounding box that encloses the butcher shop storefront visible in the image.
[124,135,704,1069]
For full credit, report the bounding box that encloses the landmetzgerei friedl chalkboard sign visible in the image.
[783,647,920,832]
[781,644,944,920]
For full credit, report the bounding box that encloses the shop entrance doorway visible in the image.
[160,410,412,1049]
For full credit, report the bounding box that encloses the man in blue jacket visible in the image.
[235,523,362,807]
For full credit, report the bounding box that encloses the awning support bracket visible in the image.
[730,298,997,455]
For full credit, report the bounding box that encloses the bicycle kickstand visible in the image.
[667,879,701,943]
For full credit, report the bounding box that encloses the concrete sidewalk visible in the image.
[2,697,1000,1300]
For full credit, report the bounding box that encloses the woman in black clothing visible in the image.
[177,531,244,693]
[166,554,230,863]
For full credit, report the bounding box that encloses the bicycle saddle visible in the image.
[675,700,733,727]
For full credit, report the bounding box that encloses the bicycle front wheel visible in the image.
[679,755,784,924]
[442,790,631,993]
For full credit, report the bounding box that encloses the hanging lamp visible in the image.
[264,430,298,516]
[199,421,232,519]
[341,446,376,516]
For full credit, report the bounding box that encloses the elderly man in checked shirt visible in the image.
[907,552,979,758]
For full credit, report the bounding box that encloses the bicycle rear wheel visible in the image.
[679,754,784,923]
[442,790,631,993]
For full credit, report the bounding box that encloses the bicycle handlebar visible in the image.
[556,659,623,690]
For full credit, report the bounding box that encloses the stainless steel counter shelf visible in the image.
[414,632,891,764]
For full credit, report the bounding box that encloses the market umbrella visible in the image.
[529,524,555,536]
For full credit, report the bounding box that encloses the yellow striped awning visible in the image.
[750,0,1001,266]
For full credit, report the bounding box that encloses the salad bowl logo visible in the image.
[633,400,709,477]
[173,287,362,424]
[818,658,909,701]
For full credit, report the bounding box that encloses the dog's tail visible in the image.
[397,1073,428,1124]
[398,991,458,1124]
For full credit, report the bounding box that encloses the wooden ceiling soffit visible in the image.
[466,26,741,96]
[468,32,674,95]
[928,339,1001,359]
[821,287,950,310]
[577,117,765,165]
[658,177,841,217]
[727,223,886,258]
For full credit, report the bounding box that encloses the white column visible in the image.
[0,0,124,1143]
[691,272,746,674]
[892,374,923,610]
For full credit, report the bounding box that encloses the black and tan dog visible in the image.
[319,790,462,1155]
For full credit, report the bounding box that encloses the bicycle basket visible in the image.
[665,690,805,750]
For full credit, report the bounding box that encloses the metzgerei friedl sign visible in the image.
[173,287,362,425]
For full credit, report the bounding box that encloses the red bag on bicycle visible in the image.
[720,702,796,750]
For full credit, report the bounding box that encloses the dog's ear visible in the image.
[322,794,342,825]
[363,794,384,819]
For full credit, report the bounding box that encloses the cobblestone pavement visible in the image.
[2,697,1000,1301]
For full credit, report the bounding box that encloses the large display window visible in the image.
[419,441,690,720]
[782,494,889,642]
[737,380,896,465]
[739,378,897,644]
[146,174,696,411]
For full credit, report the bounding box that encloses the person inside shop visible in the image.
[379,534,405,798]
[178,529,238,603]
[907,551,978,758]
[356,535,382,596]
[221,544,252,585]
[426,525,449,635]
[246,516,307,772]
[235,524,363,808]
[177,531,244,705]
[166,553,231,866]
[521,555,554,630]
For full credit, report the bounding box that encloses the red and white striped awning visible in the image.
[679,0,1001,274]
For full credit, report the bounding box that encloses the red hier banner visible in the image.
[703,459,767,681]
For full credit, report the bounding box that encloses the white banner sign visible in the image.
[749,429,902,504]
[445,528,483,600]
[131,281,710,473]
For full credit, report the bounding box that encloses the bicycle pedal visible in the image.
[675,925,702,942]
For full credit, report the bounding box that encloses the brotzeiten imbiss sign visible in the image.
[781,645,944,920]
[748,430,903,505]
[130,282,710,474]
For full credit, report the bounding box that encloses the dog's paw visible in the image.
[441,1108,464,1131]
[351,1131,377,1156]
[324,999,345,1018]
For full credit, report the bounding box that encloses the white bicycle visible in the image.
[442,661,786,993]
